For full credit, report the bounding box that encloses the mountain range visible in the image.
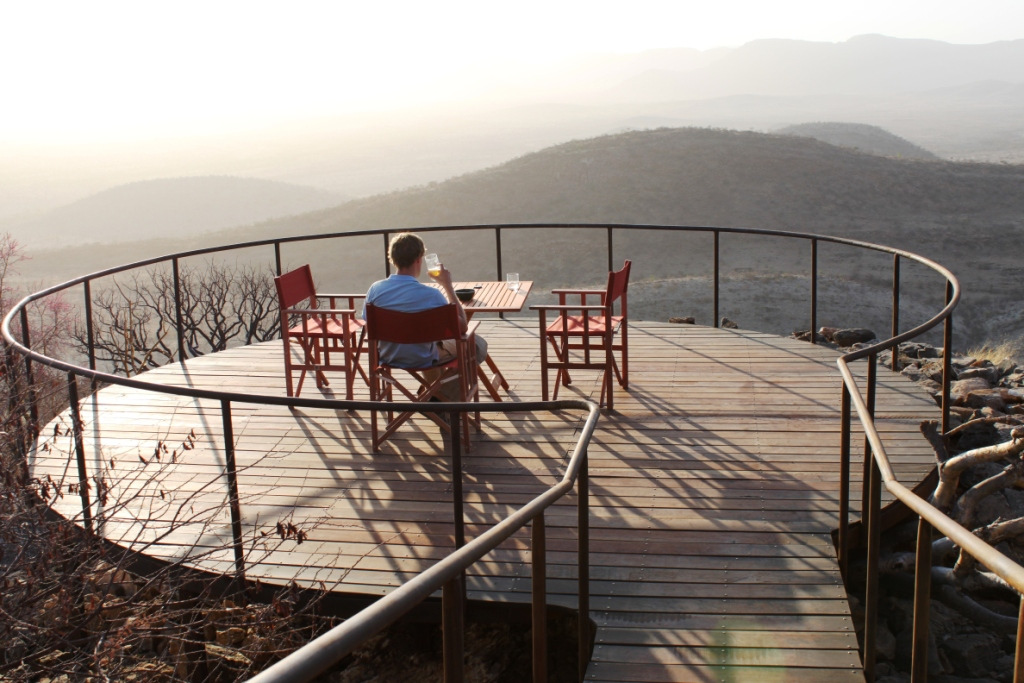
[21,125,1024,350]
[3,34,1022,226]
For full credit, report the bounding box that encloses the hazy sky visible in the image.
[3,0,1022,145]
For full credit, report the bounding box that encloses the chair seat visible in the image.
[545,314,623,337]
[287,316,363,339]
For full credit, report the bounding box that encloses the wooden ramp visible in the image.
[30,320,941,682]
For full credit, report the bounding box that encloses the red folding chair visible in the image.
[531,260,631,410]
[365,303,481,451]
[274,265,367,399]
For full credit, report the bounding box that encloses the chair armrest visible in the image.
[317,293,366,300]
[285,306,357,316]
[465,319,481,338]
[530,304,610,312]
[318,294,366,310]
[549,288,605,296]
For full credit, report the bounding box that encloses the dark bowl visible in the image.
[455,288,475,302]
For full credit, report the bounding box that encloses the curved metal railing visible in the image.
[4,223,1016,682]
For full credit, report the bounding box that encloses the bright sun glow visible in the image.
[2,0,1023,144]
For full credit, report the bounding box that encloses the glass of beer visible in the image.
[424,253,441,277]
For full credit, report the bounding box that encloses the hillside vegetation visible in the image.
[777,122,939,160]
[24,127,1024,348]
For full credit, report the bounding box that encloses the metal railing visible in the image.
[3,223,1018,682]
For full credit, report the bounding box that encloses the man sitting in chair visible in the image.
[363,232,487,397]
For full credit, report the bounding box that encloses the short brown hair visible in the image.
[388,232,425,269]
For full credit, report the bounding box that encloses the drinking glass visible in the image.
[506,272,520,292]
[424,253,441,277]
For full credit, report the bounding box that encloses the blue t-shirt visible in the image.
[364,274,448,368]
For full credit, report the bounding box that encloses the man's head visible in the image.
[389,232,425,270]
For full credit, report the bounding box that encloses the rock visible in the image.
[900,342,943,359]
[793,329,830,343]
[949,406,975,423]
[817,326,840,342]
[958,365,1001,384]
[941,631,1001,678]
[963,389,1008,412]
[996,358,1018,377]
[977,406,1007,419]
[921,361,945,382]
[205,643,253,668]
[216,626,247,646]
[668,316,695,324]
[950,378,992,404]
[719,317,738,329]
[832,327,876,347]
[876,619,897,662]
[901,365,930,383]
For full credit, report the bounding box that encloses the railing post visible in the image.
[532,512,548,683]
[942,282,954,434]
[1015,599,1024,683]
[451,410,465,551]
[383,232,392,277]
[810,238,818,344]
[713,230,720,327]
[838,383,851,580]
[274,241,283,276]
[172,258,186,361]
[578,448,590,679]
[911,516,932,681]
[496,228,505,319]
[864,448,882,682]
[863,353,880,682]
[495,227,503,283]
[19,307,38,432]
[3,343,27,458]
[83,280,97,373]
[891,255,901,371]
[67,372,93,536]
[220,400,246,581]
[861,356,877,519]
[606,226,614,273]
[443,576,465,683]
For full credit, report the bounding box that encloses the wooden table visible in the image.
[438,280,533,400]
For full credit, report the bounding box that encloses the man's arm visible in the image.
[430,265,468,334]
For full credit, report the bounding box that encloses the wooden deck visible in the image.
[30,319,942,682]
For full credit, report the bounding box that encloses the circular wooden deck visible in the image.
[31,320,940,681]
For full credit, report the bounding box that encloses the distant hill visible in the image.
[10,176,344,248]
[776,122,939,160]
[603,35,1024,101]
[255,126,1022,244]
[23,127,1024,348]
[251,127,1024,347]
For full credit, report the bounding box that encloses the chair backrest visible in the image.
[364,304,462,344]
[606,260,631,305]
[275,264,316,310]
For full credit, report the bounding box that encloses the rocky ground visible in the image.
[803,328,1024,683]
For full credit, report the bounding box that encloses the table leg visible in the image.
[478,353,507,401]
